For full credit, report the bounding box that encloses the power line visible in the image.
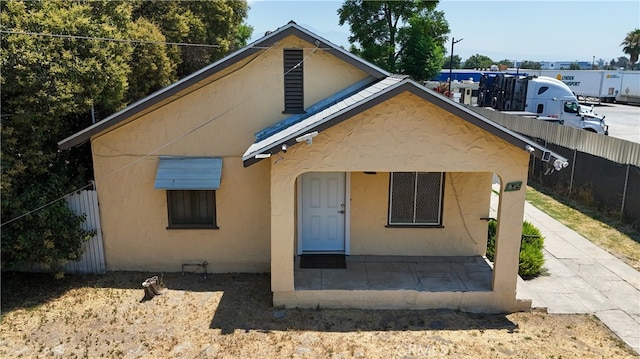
[0,45,319,228]
[1,29,229,48]
[0,30,331,50]
[0,182,96,227]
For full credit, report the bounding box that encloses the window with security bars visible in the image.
[388,172,444,226]
[283,48,304,113]
[167,190,218,229]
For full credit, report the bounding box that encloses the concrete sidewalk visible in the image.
[491,192,640,353]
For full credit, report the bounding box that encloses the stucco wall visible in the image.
[90,35,370,272]
[349,171,493,256]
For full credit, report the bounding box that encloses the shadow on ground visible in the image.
[1,271,519,335]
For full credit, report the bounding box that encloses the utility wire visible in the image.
[0,30,330,50]
[1,45,319,228]
[0,182,96,227]
[2,29,236,48]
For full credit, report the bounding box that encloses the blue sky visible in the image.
[247,0,640,64]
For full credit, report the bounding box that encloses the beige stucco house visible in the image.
[59,22,567,312]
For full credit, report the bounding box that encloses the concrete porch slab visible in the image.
[294,255,494,293]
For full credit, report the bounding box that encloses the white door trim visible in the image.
[296,172,350,255]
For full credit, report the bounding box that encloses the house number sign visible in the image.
[504,181,523,192]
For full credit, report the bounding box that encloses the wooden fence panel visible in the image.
[64,190,105,274]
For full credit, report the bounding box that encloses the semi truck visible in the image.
[529,70,622,103]
[477,74,608,135]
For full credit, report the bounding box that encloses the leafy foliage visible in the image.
[486,219,545,277]
[462,54,493,69]
[486,219,497,261]
[131,0,250,78]
[517,60,541,70]
[338,0,449,81]
[519,221,545,277]
[1,0,133,270]
[607,56,630,70]
[497,59,514,67]
[621,28,640,69]
[443,54,461,69]
[1,0,251,271]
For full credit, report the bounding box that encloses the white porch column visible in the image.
[270,163,296,292]
[491,176,527,294]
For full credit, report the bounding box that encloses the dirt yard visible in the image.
[1,271,636,358]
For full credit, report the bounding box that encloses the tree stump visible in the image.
[142,276,162,300]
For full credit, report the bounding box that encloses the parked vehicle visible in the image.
[477,74,608,135]
[530,70,622,103]
[615,71,640,105]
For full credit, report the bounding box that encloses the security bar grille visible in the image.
[389,172,443,225]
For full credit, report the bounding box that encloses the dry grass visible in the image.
[1,271,637,358]
[526,186,640,270]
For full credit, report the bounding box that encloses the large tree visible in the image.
[338,0,449,81]
[463,54,493,69]
[621,28,640,70]
[1,0,134,271]
[131,0,251,78]
[443,54,461,69]
[517,60,541,70]
[497,59,514,68]
[1,0,251,272]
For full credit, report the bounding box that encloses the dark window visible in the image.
[283,49,304,113]
[537,86,548,95]
[564,101,579,113]
[388,172,444,226]
[536,104,544,114]
[167,190,218,229]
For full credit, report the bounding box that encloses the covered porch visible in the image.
[242,79,567,312]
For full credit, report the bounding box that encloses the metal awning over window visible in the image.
[154,157,222,190]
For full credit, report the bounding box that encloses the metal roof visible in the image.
[242,76,568,168]
[58,21,390,150]
[154,157,223,190]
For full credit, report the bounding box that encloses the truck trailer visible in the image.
[616,71,640,105]
[529,70,622,103]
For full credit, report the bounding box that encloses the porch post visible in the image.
[270,165,296,292]
[491,177,527,294]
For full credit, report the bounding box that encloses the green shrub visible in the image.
[486,219,545,277]
[486,219,497,262]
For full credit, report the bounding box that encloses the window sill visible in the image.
[385,224,444,228]
[167,225,219,230]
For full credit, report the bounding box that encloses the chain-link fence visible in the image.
[529,141,640,228]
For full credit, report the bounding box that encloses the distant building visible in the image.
[539,61,591,70]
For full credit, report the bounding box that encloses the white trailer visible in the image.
[530,70,622,103]
[616,71,640,105]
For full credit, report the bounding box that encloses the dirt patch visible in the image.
[1,271,636,358]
